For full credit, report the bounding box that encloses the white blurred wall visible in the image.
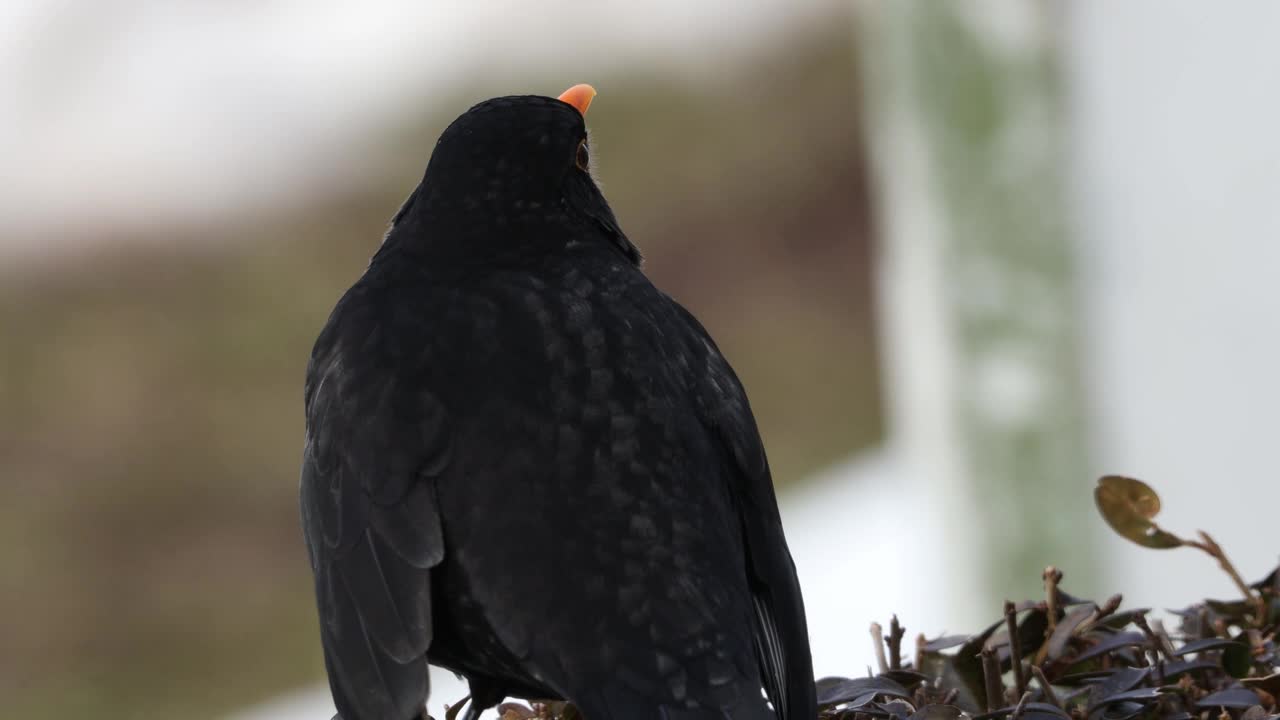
[1069,0,1280,604]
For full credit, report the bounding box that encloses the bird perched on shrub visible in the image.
[300,84,815,720]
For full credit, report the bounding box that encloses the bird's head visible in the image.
[388,84,639,265]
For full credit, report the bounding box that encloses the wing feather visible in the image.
[301,300,448,720]
[672,302,817,720]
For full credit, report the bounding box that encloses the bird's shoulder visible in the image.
[305,262,455,464]
[655,296,760,454]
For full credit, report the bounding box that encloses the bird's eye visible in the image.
[575,139,590,172]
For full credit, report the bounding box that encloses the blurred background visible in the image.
[2,1,1278,719]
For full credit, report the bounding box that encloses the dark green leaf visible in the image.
[973,703,1071,720]
[1055,669,1116,686]
[882,669,930,686]
[953,619,1006,711]
[1158,659,1217,680]
[1088,700,1146,720]
[1173,637,1246,656]
[918,649,984,714]
[853,692,885,710]
[816,676,912,707]
[1251,566,1279,593]
[1091,687,1165,707]
[1223,638,1254,678]
[1205,598,1254,620]
[923,635,969,652]
[1045,604,1096,661]
[988,608,1050,666]
[1017,608,1051,658]
[1058,686,1092,709]
[1070,632,1147,665]
[1088,667,1151,703]
[1196,687,1262,709]
[958,620,1005,661]
[814,676,848,695]
[906,704,963,720]
[1099,608,1151,630]
[1022,703,1071,719]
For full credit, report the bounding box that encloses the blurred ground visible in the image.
[0,16,881,720]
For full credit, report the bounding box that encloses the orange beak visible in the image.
[558,84,596,117]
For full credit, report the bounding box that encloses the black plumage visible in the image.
[300,86,816,720]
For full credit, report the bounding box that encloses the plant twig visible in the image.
[1059,593,1125,655]
[981,646,1003,712]
[1032,665,1060,708]
[1085,594,1123,629]
[1149,618,1177,657]
[1197,607,1212,639]
[870,622,888,674]
[1185,530,1265,623]
[1247,628,1265,655]
[1043,566,1063,634]
[1010,690,1032,720]
[1005,601,1027,696]
[1134,612,1175,662]
[887,615,905,670]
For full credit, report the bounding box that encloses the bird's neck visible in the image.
[377,201,639,270]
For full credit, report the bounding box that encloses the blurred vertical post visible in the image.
[855,1,1094,619]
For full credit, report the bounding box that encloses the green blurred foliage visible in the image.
[0,18,879,720]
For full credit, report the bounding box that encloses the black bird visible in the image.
[300,84,816,720]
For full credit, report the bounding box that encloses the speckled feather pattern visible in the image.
[300,94,814,720]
